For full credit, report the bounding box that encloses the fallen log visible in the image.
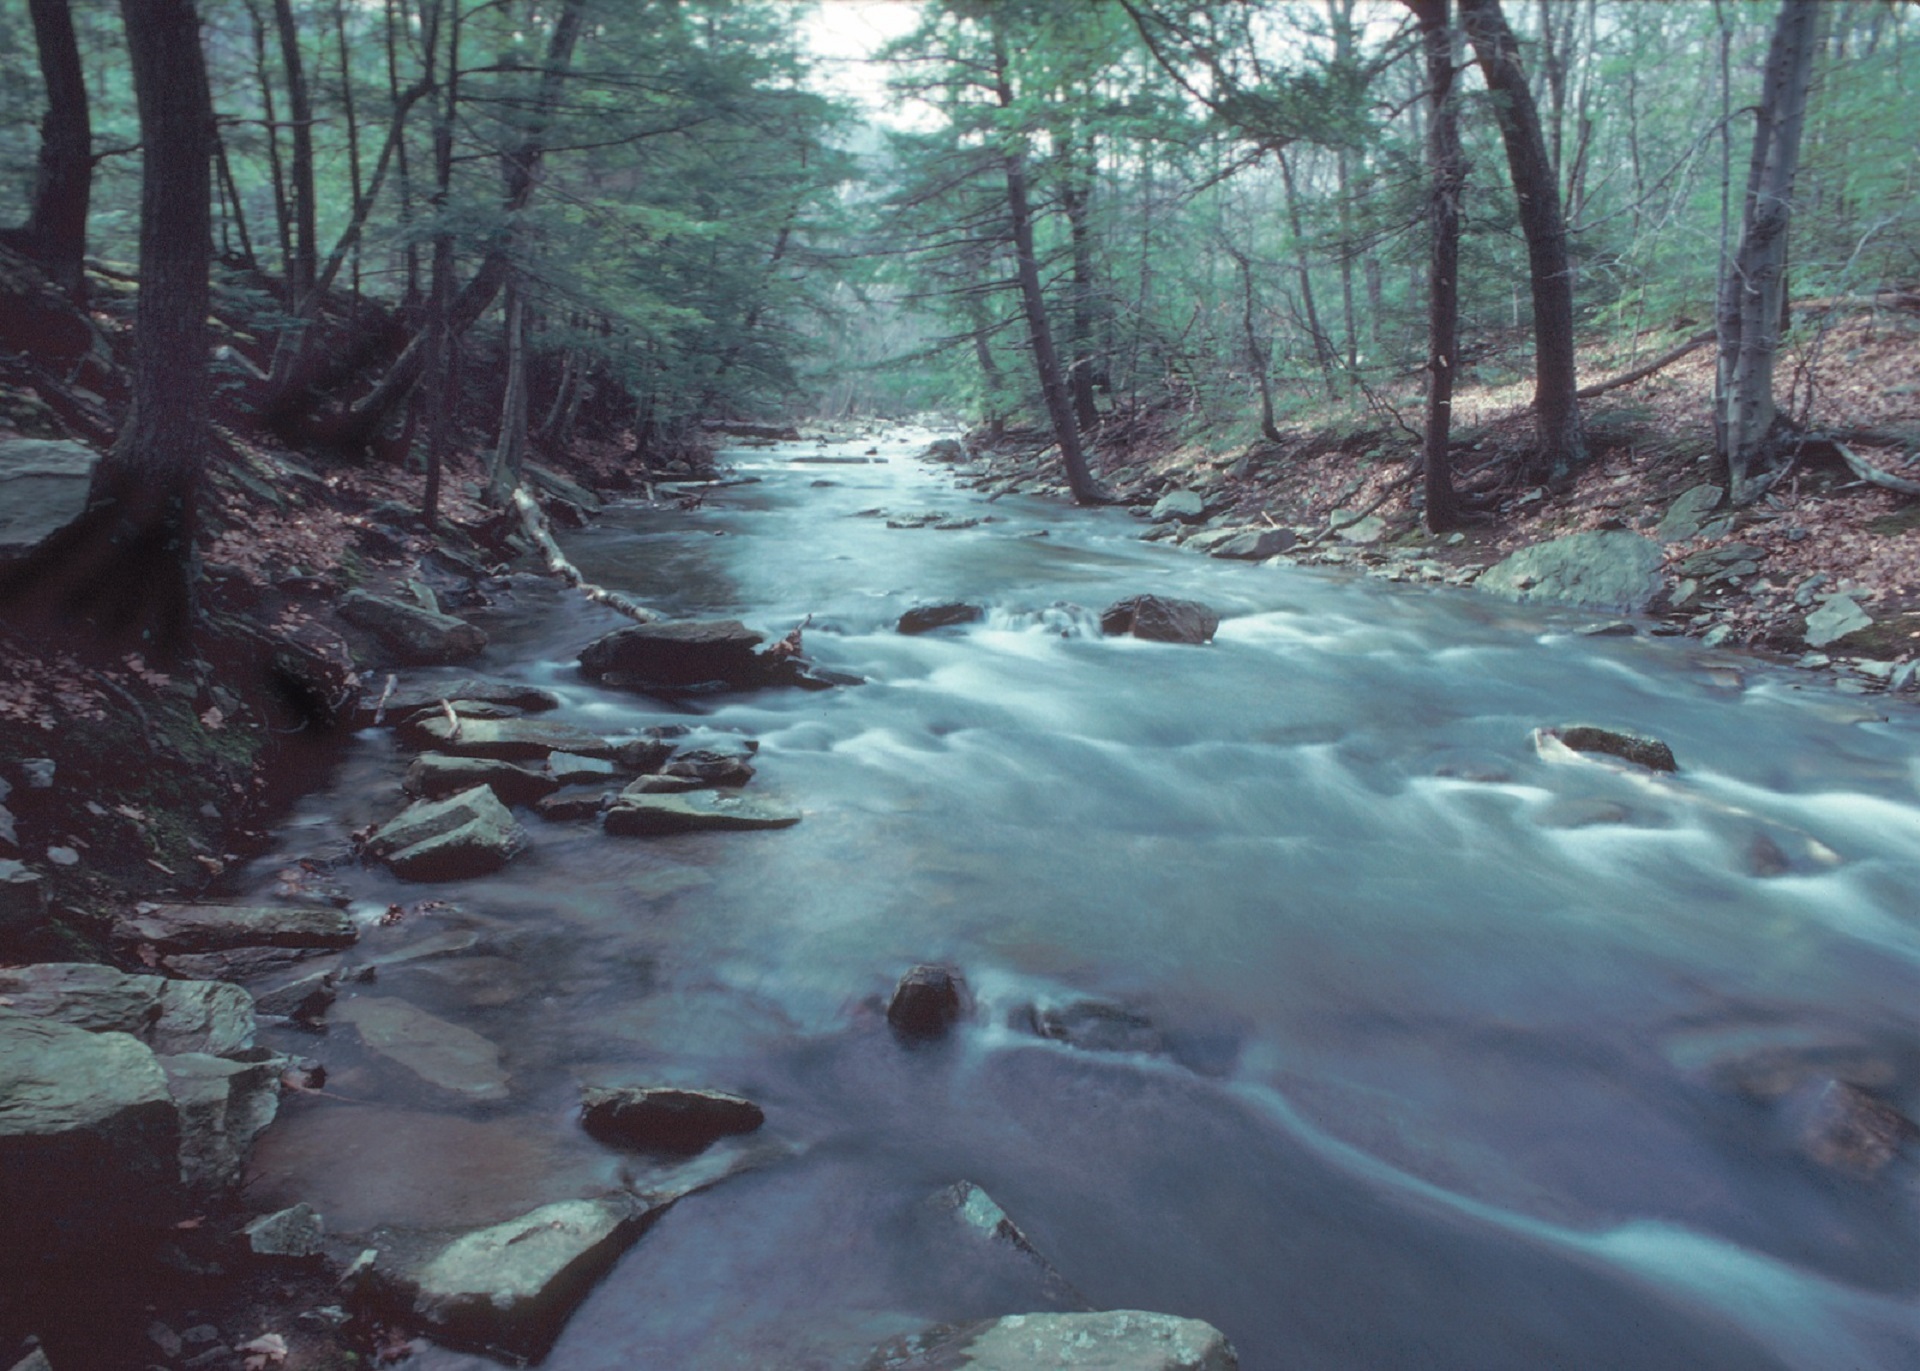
[509,486,660,623]
[1575,330,1715,398]
[1830,440,1920,497]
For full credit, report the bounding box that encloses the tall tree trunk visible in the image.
[3,0,92,299]
[333,0,365,306]
[1459,0,1585,481]
[245,0,294,289]
[1224,237,1282,444]
[1408,0,1461,532]
[387,0,421,306]
[420,0,459,530]
[1717,0,1826,502]
[489,277,530,502]
[988,17,1105,504]
[2,0,213,655]
[273,0,317,299]
[1059,137,1101,433]
[214,132,257,268]
[1275,147,1339,400]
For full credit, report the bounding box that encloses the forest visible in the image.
[2,2,1920,1369]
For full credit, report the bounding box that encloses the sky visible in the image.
[798,0,925,112]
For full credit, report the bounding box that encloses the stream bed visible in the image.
[241,427,1920,1369]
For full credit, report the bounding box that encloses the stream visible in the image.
[242,426,1920,1370]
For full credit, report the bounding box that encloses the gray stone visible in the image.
[662,746,756,788]
[112,904,358,954]
[1100,596,1221,645]
[1795,1079,1918,1178]
[889,964,965,1039]
[611,734,677,772]
[1655,484,1724,541]
[527,464,603,513]
[409,714,615,762]
[339,591,488,666]
[864,1311,1239,1371]
[898,602,985,635]
[533,790,616,822]
[604,790,800,835]
[1547,725,1678,772]
[243,1203,325,1260]
[0,1013,182,1251]
[1023,999,1166,1056]
[919,439,968,463]
[1150,490,1207,523]
[358,680,561,726]
[0,859,47,941]
[0,963,255,1056]
[403,754,559,807]
[366,785,529,881]
[923,1180,1084,1309]
[1477,531,1667,611]
[8,1346,53,1371]
[160,1049,283,1191]
[332,996,510,1100]
[611,774,704,796]
[579,1085,764,1154]
[1330,510,1386,543]
[0,439,101,558]
[1209,527,1297,560]
[1805,594,1873,649]
[546,751,618,785]
[578,619,776,693]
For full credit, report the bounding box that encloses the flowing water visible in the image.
[243,427,1920,1369]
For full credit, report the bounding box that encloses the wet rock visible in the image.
[534,790,616,822]
[0,859,48,945]
[920,438,968,463]
[0,438,100,561]
[579,1085,765,1154]
[1655,484,1724,542]
[398,699,523,727]
[111,904,358,954]
[579,619,780,694]
[1209,527,1297,560]
[662,745,757,788]
[527,463,603,513]
[611,734,677,772]
[402,1195,653,1361]
[863,1311,1240,1371]
[603,790,800,835]
[242,1203,325,1260]
[1574,620,1637,637]
[332,995,510,1100]
[617,774,707,795]
[408,714,616,761]
[160,1048,284,1191]
[1021,999,1166,1056]
[1546,725,1677,772]
[356,679,561,726]
[1100,595,1221,645]
[898,602,985,635]
[545,751,619,786]
[6,1344,52,1371]
[366,785,529,881]
[1477,531,1666,612]
[1150,489,1207,523]
[403,754,559,807]
[1330,510,1386,544]
[1804,594,1873,649]
[0,963,255,1056]
[1794,1079,1919,1179]
[0,1013,182,1254]
[338,591,488,666]
[888,965,965,1039]
[923,1180,1084,1309]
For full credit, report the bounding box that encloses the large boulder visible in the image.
[888,965,965,1040]
[1475,531,1666,612]
[403,753,560,806]
[578,619,785,694]
[898,602,985,635]
[604,789,800,835]
[0,439,100,561]
[579,1085,765,1154]
[339,591,488,666]
[365,785,529,881]
[1150,490,1207,524]
[1100,596,1221,645]
[112,903,357,954]
[160,1048,283,1191]
[864,1312,1239,1371]
[919,438,968,463]
[1544,725,1677,772]
[1209,527,1297,560]
[407,714,615,762]
[0,1013,183,1257]
[0,963,255,1055]
[1804,594,1873,649]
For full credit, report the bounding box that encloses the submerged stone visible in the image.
[332,995,510,1100]
[864,1311,1240,1371]
[579,1085,765,1154]
[923,1180,1084,1310]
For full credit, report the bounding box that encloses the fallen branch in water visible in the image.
[509,485,661,623]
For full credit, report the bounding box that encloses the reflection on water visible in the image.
[242,429,1920,1369]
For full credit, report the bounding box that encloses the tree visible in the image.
[1458,0,1584,482]
[1,0,91,298]
[1406,0,1462,531]
[0,0,214,656]
[1717,0,1826,502]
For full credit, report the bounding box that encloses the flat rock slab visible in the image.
[339,591,488,666]
[1150,490,1207,523]
[403,754,559,807]
[366,785,529,881]
[579,619,774,693]
[112,904,358,954]
[0,962,255,1055]
[1656,484,1725,541]
[359,680,561,726]
[1100,596,1221,645]
[1805,594,1873,649]
[580,1085,765,1154]
[864,1311,1240,1371]
[333,995,510,1100]
[0,439,100,559]
[1476,531,1666,611]
[161,1048,283,1191]
[409,715,616,761]
[604,790,800,835]
[1209,527,1298,560]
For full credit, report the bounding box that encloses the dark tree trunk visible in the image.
[1276,147,1339,401]
[420,0,460,531]
[273,0,318,298]
[3,0,92,298]
[488,276,530,502]
[1224,238,1282,444]
[1459,0,1585,481]
[1059,141,1101,433]
[1408,0,1461,532]
[988,18,1105,504]
[2,0,212,656]
[244,0,295,292]
[333,0,364,306]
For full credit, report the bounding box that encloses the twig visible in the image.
[1301,469,1420,548]
[440,698,460,743]
[508,485,660,623]
[370,673,397,726]
[1829,439,1920,497]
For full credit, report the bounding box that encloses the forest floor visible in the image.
[974,306,1920,687]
